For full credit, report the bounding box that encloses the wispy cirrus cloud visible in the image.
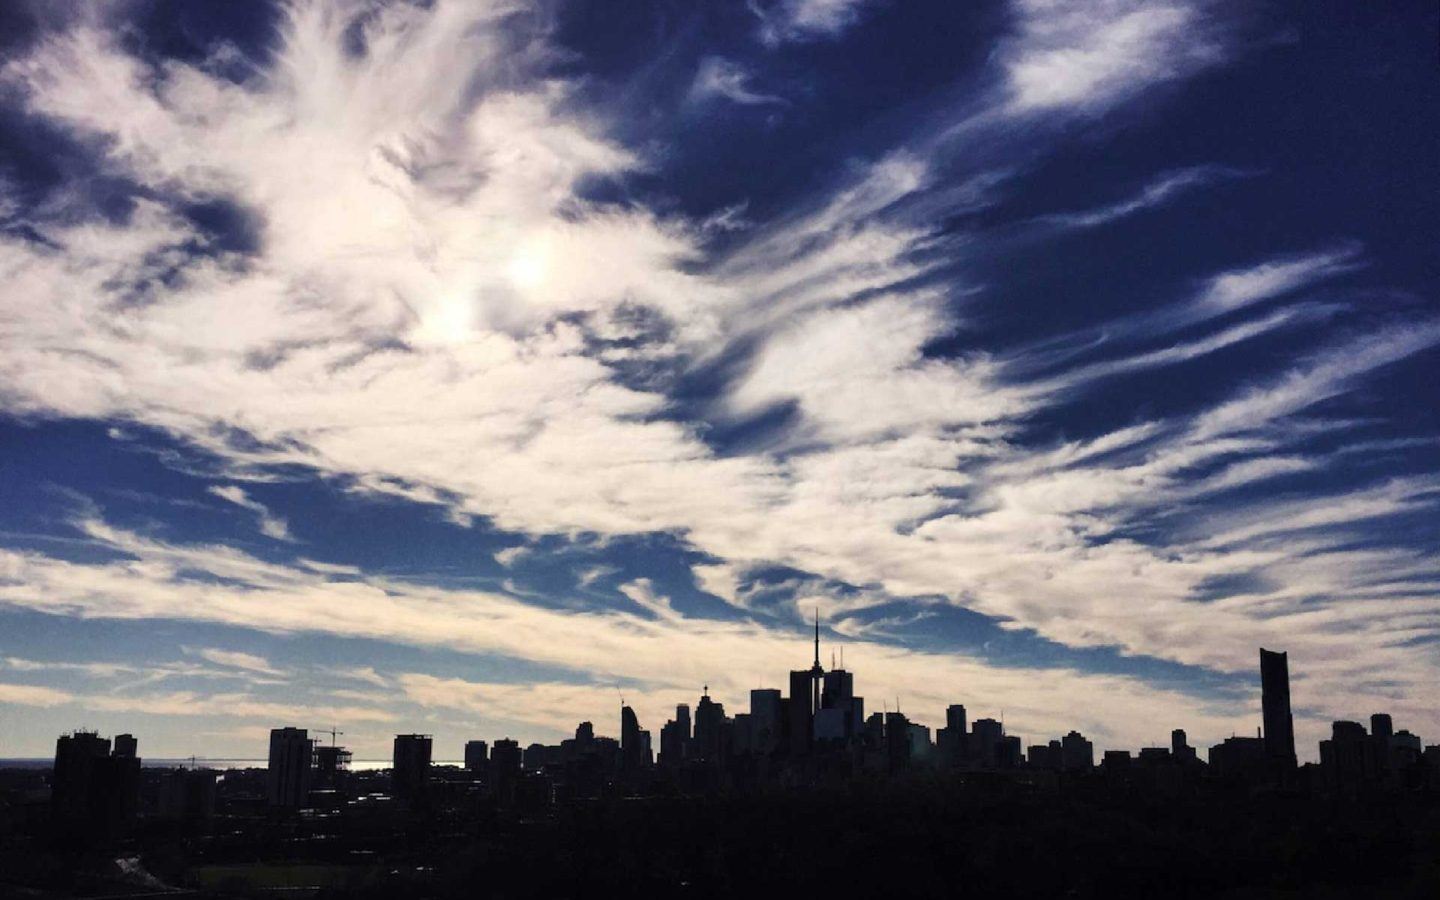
[0,0,1433,761]
[183,646,286,678]
[689,57,785,107]
[1000,0,1225,115]
[208,485,293,541]
[752,0,876,45]
[1033,165,1251,230]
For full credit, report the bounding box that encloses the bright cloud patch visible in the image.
[0,0,1434,759]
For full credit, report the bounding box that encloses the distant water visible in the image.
[0,758,463,771]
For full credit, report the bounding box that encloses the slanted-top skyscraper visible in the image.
[1259,648,1296,768]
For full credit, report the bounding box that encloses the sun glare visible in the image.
[506,237,551,291]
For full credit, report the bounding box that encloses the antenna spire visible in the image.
[813,607,820,669]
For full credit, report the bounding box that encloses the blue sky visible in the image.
[0,0,1435,761]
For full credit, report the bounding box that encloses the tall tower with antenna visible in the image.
[809,607,825,714]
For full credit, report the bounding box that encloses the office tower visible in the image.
[1259,648,1296,767]
[1171,729,1197,764]
[575,721,595,744]
[1061,731,1094,771]
[884,711,911,772]
[464,740,489,775]
[112,733,138,759]
[820,668,853,711]
[1319,720,1376,790]
[907,722,933,762]
[787,669,814,757]
[675,704,692,742]
[621,705,651,772]
[491,738,521,788]
[392,733,433,800]
[946,704,968,734]
[731,713,754,754]
[817,668,863,744]
[694,688,727,761]
[749,689,783,755]
[659,717,687,767]
[937,705,968,765]
[266,727,313,809]
[997,735,1022,768]
[1370,713,1393,740]
[53,730,111,820]
[971,718,1004,768]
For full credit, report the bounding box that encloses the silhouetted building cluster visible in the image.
[34,640,1440,837]
[387,635,1439,805]
[51,730,141,837]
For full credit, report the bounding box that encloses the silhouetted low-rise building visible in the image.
[1209,735,1267,782]
[155,768,217,821]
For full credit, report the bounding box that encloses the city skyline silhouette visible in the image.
[0,0,1436,894]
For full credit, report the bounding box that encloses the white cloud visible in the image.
[1196,245,1363,312]
[493,546,529,568]
[753,0,875,45]
[183,646,286,678]
[0,682,76,707]
[618,578,681,621]
[208,485,293,541]
[0,0,1433,761]
[689,57,785,106]
[1001,0,1222,114]
[1035,165,1245,229]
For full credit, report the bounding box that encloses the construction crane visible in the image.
[316,726,344,747]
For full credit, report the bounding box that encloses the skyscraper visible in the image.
[749,689,783,755]
[694,688,727,762]
[266,727,313,809]
[392,733,433,800]
[464,740,489,775]
[937,704,968,765]
[490,738,522,799]
[1259,648,1296,767]
[621,705,651,773]
[1061,731,1094,771]
[787,668,815,756]
[971,718,1004,768]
